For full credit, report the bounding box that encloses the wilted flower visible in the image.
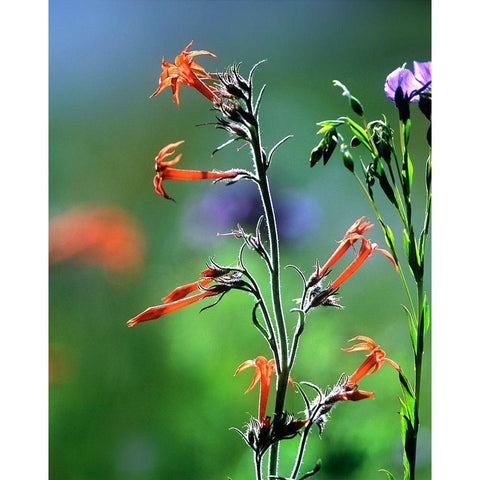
[151,40,219,106]
[153,141,240,201]
[384,61,431,103]
[49,205,145,274]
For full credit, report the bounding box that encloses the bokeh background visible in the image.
[49,1,431,479]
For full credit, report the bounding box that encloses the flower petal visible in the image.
[413,61,432,86]
[384,67,422,103]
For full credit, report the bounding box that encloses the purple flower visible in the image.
[384,61,431,103]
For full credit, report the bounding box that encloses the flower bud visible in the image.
[342,149,354,173]
[350,96,364,116]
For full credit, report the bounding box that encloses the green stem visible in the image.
[255,452,263,480]
[290,424,312,478]
[247,97,290,478]
[410,280,425,480]
[352,171,416,316]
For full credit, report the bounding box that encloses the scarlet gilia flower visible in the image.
[127,262,236,326]
[49,205,145,274]
[235,356,295,421]
[151,40,219,106]
[162,259,234,303]
[306,218,397,309]
[335,335,400,401]
[307,216,374,287]
[153,140,240,201]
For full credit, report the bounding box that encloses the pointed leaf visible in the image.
[342,117,372,151]
[402,304,417,351]
[267,135,293,167]
[398,369,415,419]
[422,294,430,338]
[298,459,322,480]
[212,137,237,156]
[380,221,399,264]
[379,469,396,480]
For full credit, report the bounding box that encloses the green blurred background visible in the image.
[49,1,431,479]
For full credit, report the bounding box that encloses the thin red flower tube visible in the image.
[329,238,397,291]
[235,357,295,421]
[153,141,240,201]
[151,40,220,106]
[161,262,230,303]
[309,217,374,285]
[333,335,400,401]
[162,278,213,303]
[126,290,217,327]
[127,263,235,327]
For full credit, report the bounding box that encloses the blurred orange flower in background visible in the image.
[49,205,146,274]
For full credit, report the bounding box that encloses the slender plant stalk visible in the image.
[254,452,263,480]
[246,95,290,478]
[290,423,312,478]
[410,279,425,480]
[351,171,416,316]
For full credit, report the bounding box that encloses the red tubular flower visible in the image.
[334,335,400,401]
[308,217,374,286]
[161,262,232,304]
[126,269,234,327]
[329,238,397,291]
[126,290,217,327]
[307,219,397,309]
[161,278,213,303]
[153,141,240,201]
[151,40,219,106]
[235,357,295,420]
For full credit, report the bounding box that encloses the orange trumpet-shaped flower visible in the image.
[329,237,396,291]
[334,335,400,401]
[343,335,400,385]
[235,357,295,420]
[308,217,374,286]
[153,141,240,201]
[151,40,219,106]
[162,278,213,303]
[126,290,217,327]
[307,227,397,309]
[127,265,234,327]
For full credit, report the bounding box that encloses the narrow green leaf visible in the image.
[423,294,430,338]
[406,154,414,192]
[298,459,322,480]
[212,137,237,156]
[342,117,372,151]
[316,119,345,132]
[398,369,415,418]
[401,304,417,351]
[374,158,399,207]
[380,221,399,264]
[379,469,396,480]
[402,229,410,261]
[266,135,293,167]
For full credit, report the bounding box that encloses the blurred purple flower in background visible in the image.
[182,183,319,247]
[384,61,431,103]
